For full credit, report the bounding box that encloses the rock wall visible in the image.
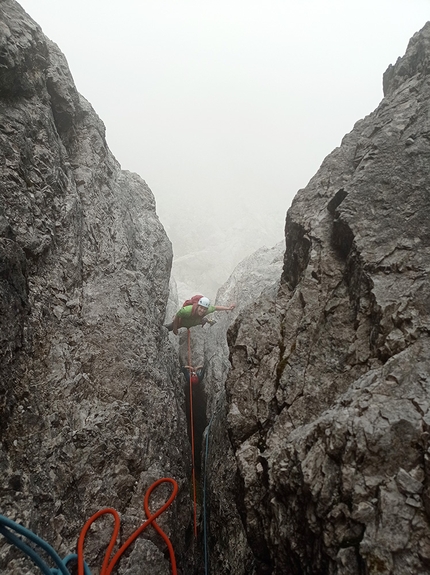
[164,242,283,573]
[207,21,430,575]
[196,243,284,574]
[0,2,192,573]
[4,2,430,574]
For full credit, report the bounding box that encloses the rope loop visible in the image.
[0,478,178,575]
[78,478,178,575]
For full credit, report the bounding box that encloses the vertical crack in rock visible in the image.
[283,217,311,290]
[204,20,430,575]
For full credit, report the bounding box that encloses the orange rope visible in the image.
[77,507,120,575]
[77,477,178,575]
[187,329,198,538]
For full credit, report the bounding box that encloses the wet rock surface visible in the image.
[207,21,430,575]
[0,2,191,573]
[200,243,284,574]
[3,2,430,574]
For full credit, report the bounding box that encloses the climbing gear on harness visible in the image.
[181,365,205,386]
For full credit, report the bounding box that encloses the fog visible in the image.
[16,0,430,297]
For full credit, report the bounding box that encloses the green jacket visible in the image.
[175,304,216,328]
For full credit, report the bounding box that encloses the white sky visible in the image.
[16,0,430,250]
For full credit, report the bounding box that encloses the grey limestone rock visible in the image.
[166,241,284,573]
[200,243,284,574]
[0,1,191,573]
[208,20,430,575]
[4,1,430,574]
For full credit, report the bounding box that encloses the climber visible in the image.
[165,296,235,335]
[181,365,206,385]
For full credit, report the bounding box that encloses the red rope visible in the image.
[187,329,198,538]
[77,507,120,575]
[77,477,178,575]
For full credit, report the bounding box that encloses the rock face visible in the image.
[170,214,283,303]
[194,243,284,574]
[0,2,191,573]
[174,242,284,424]
[207,21,430,574]
[4,2,430,574]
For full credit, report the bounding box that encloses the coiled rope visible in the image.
[78,476,178,575]
[0,516,84,575]
[0,477,178,575]
[187,328,198,538]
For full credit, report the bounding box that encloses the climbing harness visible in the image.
[187,328,198,538]
[0,477,178,575]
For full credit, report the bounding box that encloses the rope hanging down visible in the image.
[187,328,198,538]
[202,386,226,574]
[0,477,178,575]
[203,409,215,575]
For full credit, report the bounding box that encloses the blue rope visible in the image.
[203,427,210,575]
[203,410,216,575]
[203,381,226,575]
[58,554,91,575]
[0,515,91,575]
[0,525,55,574]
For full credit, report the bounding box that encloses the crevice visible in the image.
[282,216,311,290]
[327,188,348,214]
[332,216,354,260]
[233,469,274,575]
[184,376,208,480]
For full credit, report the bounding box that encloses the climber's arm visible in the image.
[214,304,235,312]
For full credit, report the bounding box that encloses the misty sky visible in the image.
[16,0,430,251]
